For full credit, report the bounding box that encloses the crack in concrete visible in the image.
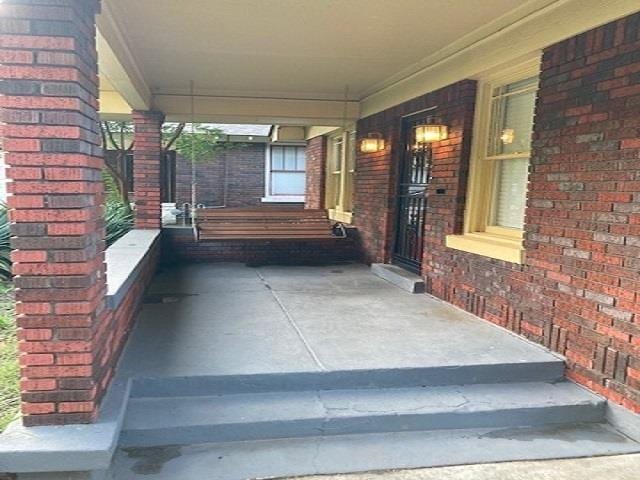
[255,269,327,371]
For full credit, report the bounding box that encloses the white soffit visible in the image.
[102,0,531,100]
[98,0,640,122]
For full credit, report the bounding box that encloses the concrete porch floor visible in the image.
[118,262,558,378]
[106,262,640,480]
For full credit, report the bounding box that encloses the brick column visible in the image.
[0,0,106,425]
[304,135,326,210]
[133,110,164,229]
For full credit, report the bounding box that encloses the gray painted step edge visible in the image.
[371,263,425,293]
[129,361,566,398]
[120,382,605,447]
[110,423,640,480]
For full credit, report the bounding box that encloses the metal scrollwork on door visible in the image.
[392,118,433,274]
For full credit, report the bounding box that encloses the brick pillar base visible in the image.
[0,0,106,426]
[133,111,164,229]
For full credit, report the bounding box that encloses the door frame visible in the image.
[389,107,437,274]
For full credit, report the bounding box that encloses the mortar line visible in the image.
[255,269,328,371]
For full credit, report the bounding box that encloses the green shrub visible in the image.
[105,201,134,247]
[0,282,18,431]
[0,205,12,281]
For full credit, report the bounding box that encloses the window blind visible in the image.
[270,145,306,196]
[494,157,529,229]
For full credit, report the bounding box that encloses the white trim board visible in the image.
[360,0,640,118]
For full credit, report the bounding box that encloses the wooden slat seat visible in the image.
[195,208,344,241]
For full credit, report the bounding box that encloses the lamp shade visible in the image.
[360,133,385,153]
[414,124,448,144]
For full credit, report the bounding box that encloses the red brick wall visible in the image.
[162,227,359,265]
[133,110,164,229]
[354,80,477,264]
[175,144,267,208]
[98,239,159,400]
[305,136,326,210]
[521,13,640,411]
[0,0,107,425]
[354,13,640,413]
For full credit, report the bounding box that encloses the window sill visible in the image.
[445,232,525,264]
[328,209,353,224]
[261,196,305,203]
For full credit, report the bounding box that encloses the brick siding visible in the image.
[304,136,326,210]
[353,13,640,413]
[0,0,160,427]
[354,80,477,264]
[162,227,360,266]
[133,110,164,228]
[175,144,267,208]
[0,0,108,425]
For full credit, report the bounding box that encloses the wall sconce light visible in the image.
[360,133,385,153]
[414,123,448,144]
[500,128,515,144]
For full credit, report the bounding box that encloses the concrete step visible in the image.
[371,263,425,293]
[120,381,605,448]
[111,422,640,480]
[129,361,566,398]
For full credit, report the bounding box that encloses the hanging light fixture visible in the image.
[414,123,448,144]
[360,132,385,153]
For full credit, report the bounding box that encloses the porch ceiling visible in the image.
[103,0,529,101]
[97,0,535,123]
[97,0,640,124]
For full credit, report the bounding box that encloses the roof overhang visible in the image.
[97,0,640,124]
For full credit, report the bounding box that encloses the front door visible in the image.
[392,116,432,274]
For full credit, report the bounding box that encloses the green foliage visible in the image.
[164,123,241,163]
[103,164,134,247]
[0,281,18,432]
[101,121,134,150]
[105,201,134,247]
[103,168,125,203]
[0,205,12,281]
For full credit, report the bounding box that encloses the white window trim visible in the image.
[446,54,541,264]
[262,142,306,203]
[326,127,356,223]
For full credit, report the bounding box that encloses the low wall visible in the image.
[161,226,361,266]
[96,230,161,401]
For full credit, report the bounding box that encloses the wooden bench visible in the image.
[194,208,345,241]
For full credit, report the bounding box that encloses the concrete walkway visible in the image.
[289,454,640,480]
[118,262,558,378]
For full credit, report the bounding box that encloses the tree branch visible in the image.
[163,122,186,152]
[103,121,122,151]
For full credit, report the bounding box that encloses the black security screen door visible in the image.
[392,116,433,274]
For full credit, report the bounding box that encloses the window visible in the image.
[487,77,537,230]
[446,58,540,263]
[326,129,355,223]
[263,144,306,202]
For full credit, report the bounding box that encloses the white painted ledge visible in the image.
[261,196,305,203]
[105,229,161,310]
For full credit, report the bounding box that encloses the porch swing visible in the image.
[194,207,346,241]
[183,82,346,242]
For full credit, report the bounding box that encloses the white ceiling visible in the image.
[103,0,539,102]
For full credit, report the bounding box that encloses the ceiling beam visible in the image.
[154,94,360,127]
[96,2,151,112]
